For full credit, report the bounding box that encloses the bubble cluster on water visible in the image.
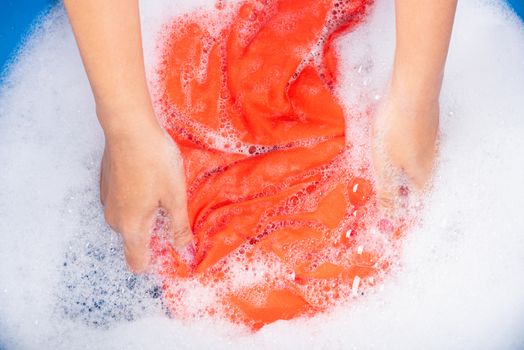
[57,184,165,328]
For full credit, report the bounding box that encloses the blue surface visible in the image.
[0,0,523,75]
[510,0,524,19]
[0,0,58,74]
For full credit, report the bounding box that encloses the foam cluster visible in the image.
[150,0,413,330]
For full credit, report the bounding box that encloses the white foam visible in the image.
[1,0,524,349]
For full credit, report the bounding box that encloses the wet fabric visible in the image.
[152,0,405,330]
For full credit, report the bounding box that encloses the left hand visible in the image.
[372,90,439,207]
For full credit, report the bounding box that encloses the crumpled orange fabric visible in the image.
[152,0,406,330]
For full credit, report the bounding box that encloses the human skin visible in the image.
[64,0,193,273]
[63,0,456,273]
[373,0,457,206]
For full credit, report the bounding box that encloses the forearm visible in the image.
[64,0,158,136]
[392,0,457,104]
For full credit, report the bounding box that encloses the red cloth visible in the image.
[152,0,405,330]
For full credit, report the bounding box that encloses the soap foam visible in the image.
[1,0,524,348]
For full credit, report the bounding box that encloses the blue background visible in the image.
[0,0,523,75]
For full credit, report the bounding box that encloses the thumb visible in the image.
[163,193,193,249]
[162,139,193,248]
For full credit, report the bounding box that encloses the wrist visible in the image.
[390,65,442,106]
[383,85,440,125]
[388,73,441,118]
[97,103,164,142]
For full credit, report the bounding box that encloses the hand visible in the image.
[63,0,194,273]
[372,90,439,207]
[100,110,193,273]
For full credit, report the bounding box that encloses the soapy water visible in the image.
[152,0,410,329]
[0,0,524,348]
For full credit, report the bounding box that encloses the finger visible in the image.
[121,212,156,273]
[404,148,436,193]
[163,150,194,248]
[371,113,398,209]
[166,202,193,249]
[417,155,435,191]
[163,189,193,249]
[123,234,150,273]
[372,139,398,210]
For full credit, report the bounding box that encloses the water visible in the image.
[0,0,523,349]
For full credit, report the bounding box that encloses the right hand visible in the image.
[99,109,193,273]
